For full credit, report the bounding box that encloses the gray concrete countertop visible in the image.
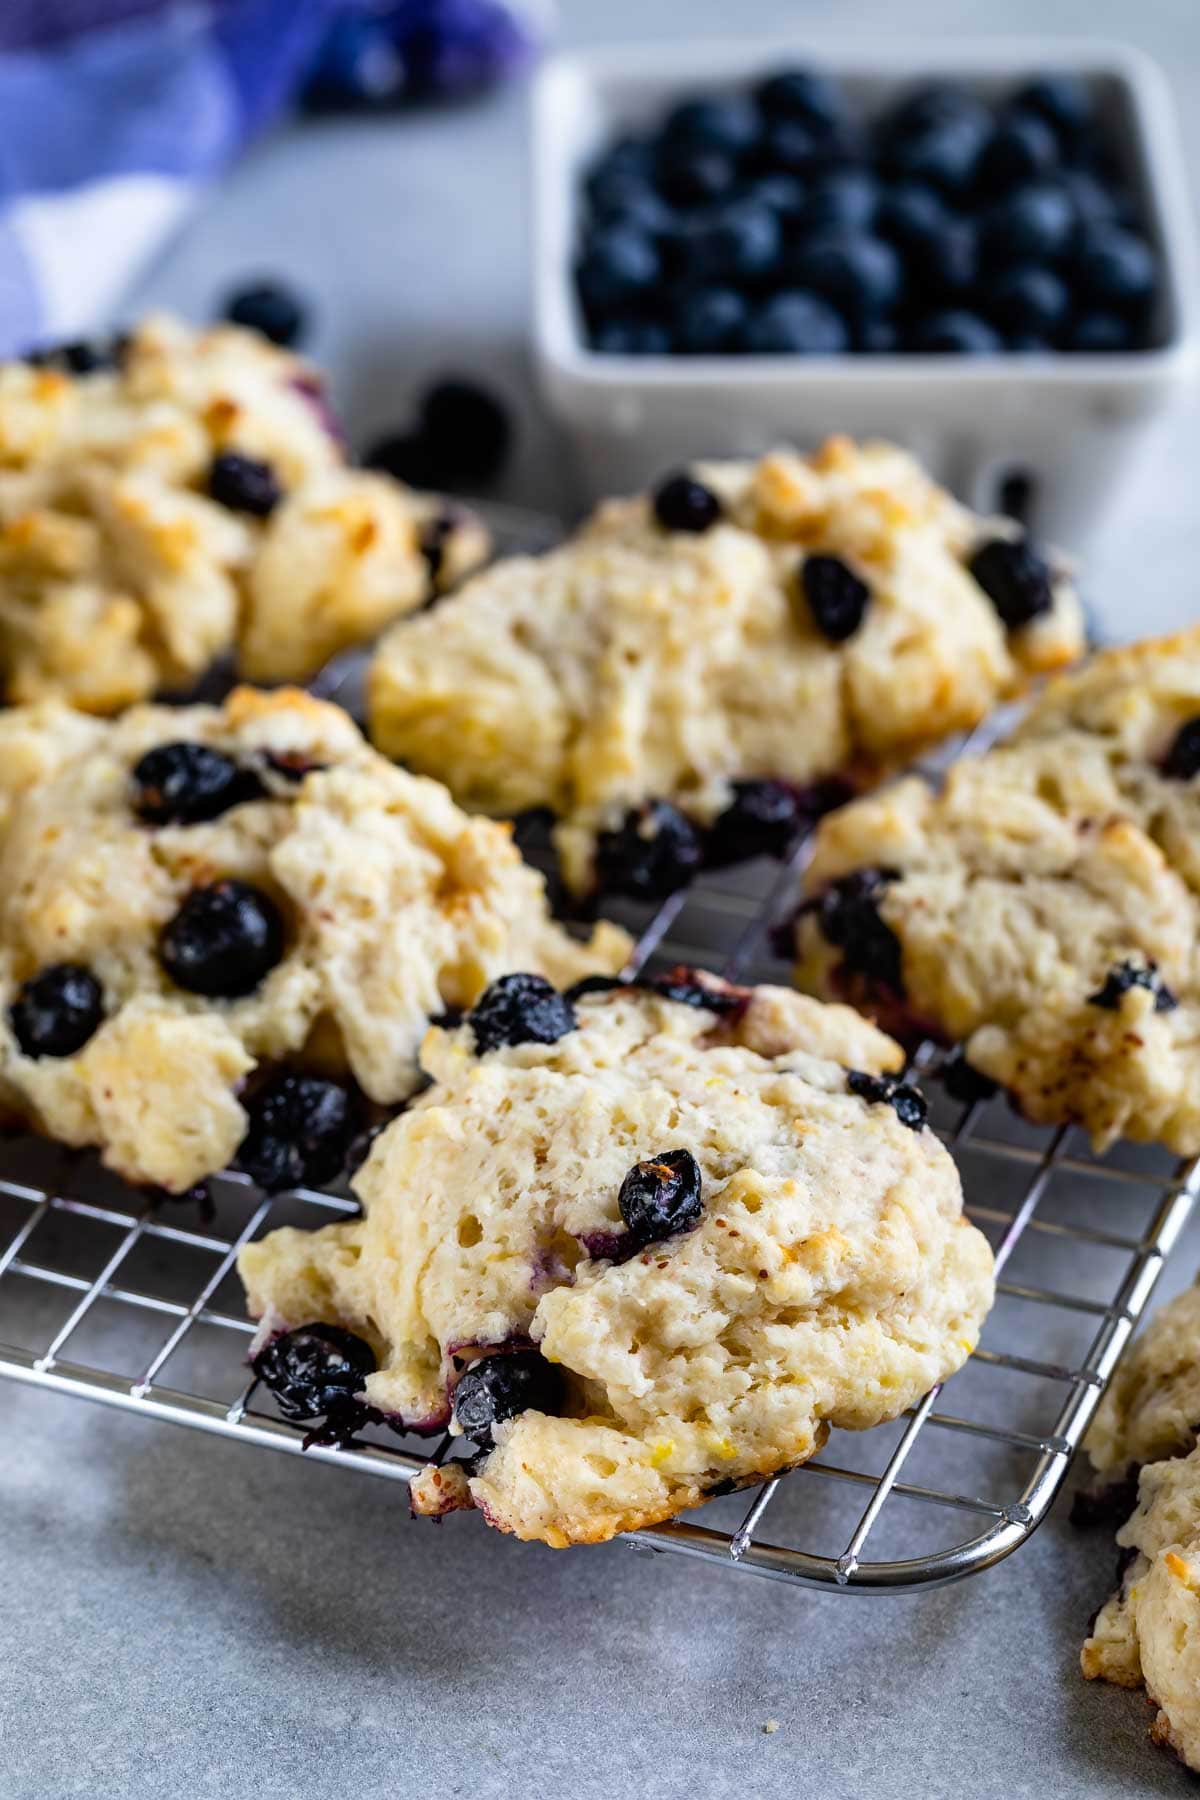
[7,3,1200,1795]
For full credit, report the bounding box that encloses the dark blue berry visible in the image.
[676,288,747,354]
[744,292,848,355]
[976,113,1058,193]
[467,973,576,1054]
[417,377,512,487]
[585,140,655,206]
[657,147,736,208]
[743,173,808,224]
[706,780,803,867]
[879,84,990,144]
[132,742,261,826]
[1074,225,1158,313]
[253,1325,375,1423]
[237,1074,358,1194]
[860,319,899,353]
[207,453,281,517]
[876,181,946,248]
[968,536,1054,628]
[1061,168,1122,228]
[1012,75,1093,144]
[223,280,307,348]
[593,319,671,356]
[1069,311,1134,353]
[160,880,285,998]
[652,472,721,532]
[799,555,871,641]
[684,204,781,284]
[1162,717,1200,780]
[663,96,759,159]
[980,182,1075,266]
[846,1069,927,1131]
[594,800,704,899]
[754,67,845,137]
[803,169,878,232]
[576,227,660,316]
[453,1351,564,1443]
[988,266,1071,339]
[756,118,830,176]
[618,1147,703,1245]
[882,114,989,196]
[789,232,902,322]
[1088,960,1177,1013]
[588,176,675,238]
[812,868,903,991]
[10,964,104,1059]
[909,311,1002,354]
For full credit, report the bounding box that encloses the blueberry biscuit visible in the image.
[238,975,994,1547]
[1079,1276,1200,1772]
[795,628,1200,1154]
[366,436,1083,895]
[0,314,487,710]
[0,689,628,1192]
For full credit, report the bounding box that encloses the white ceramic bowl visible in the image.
[531,37,1200,542]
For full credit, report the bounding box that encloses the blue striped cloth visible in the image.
[0,1,542,355]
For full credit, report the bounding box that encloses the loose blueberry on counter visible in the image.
[159,880,285,998]
[452,1350,564,1444]
[10,964,104,1058]
[940,1048,999,1106]
[908,311,1002,354]
[811,867,904,991]
[799,555,871,641]
[467,972,577,1054]
[237,1074,358,1194]
[417,377,513,488]
[222,280,307,348]
[675,287,748,355]
[968,535,1054,629]
[652,471,722,533]
[1162,716,1200,780]
[618,1147,704,1246]
[132,742,261,825]
[743,291,848,355]
[1088,959,1178,1013]
[705,780,804,867]
[846,1069,928,1131]
[253,1324,376,1423]
[593,800,704,900]
[207,452,282,517]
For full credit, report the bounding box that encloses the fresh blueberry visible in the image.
[979,182,1075,266]
[881,114,989,197]
[1011,74,1093,144]
[593,319,672,355]
[878,188,977,296]
[975,112,1059,194]
[585,139,655,207]
[159,880,285,998]
[908,311,1002,354]
[859,319,899,353]
[652,472,722,532]
[222,280,307,348]
[1061,168,1122,228]
[132,742,261,826]
[940,1048,999,1105]
[417,377,512,487]
[253,1325,376,1423]
[799,555,871,641]
[684,204,781,284]
[743,292,848,354]
[467,973,576,1054]
[663,95,760,160]
[878,84,990,144]
[1074,225,1158,313]
[576,227,661,317]
[706,780,803,867]
[875,180,947,247]
[846,1069,927,1132]
[675,287,748,354]
[789,232,902,322]
[1088,959,1177,1013]
[987,266,1071,339]
[207,453,282,517]
[237,1074,358,1194]
[811,867,903,991]
[756,118,831,176]
[743,173,808,224]
[754,67,846,138]
[587,176,675,238]
[656,147,736,208]
[617,1147,704,1245]
[593,800,704,899]
[10,964,104,1059]
[803,169,878,232]
[968,536,1054,628]
[452,1350,564,1444]
[1162,716,1200,780]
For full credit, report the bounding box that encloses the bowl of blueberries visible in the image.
[531,38,1199,540]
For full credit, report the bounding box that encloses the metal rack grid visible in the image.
[2,768,1197,1595]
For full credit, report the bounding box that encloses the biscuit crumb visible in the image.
[763,1720,781,1735]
